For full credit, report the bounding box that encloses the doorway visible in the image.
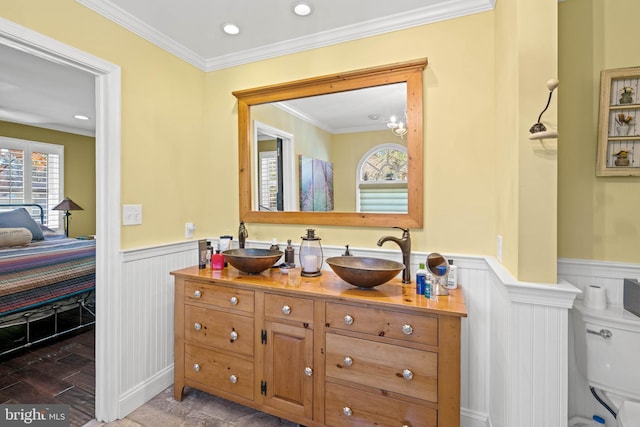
[0,19,122,422]
[254,121,297,211]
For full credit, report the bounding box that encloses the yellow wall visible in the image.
[206,13,499,258]
[559,0,640,264]
[2,1,564,281]
[1,0,208,248]
[494,0,559,282]
[0,121,96,237]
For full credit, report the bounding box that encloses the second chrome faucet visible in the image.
[377,227,411,284]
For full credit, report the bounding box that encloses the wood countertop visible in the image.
[171,265,467,318]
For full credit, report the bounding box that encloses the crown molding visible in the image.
[77,0,495,72]
[76,0,206,70]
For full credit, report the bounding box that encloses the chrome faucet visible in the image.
[377,227,411,284]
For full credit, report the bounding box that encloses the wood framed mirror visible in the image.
[232,58,427,228]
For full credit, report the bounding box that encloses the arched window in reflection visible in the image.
[356,143,408,213]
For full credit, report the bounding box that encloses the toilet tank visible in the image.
[572,302,640,401]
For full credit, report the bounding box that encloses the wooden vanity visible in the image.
[171,265,467,427]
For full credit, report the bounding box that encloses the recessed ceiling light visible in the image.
[223,23,240,35]
[73,114,90,120]
[292,1,313,16]
[368,114,382,121]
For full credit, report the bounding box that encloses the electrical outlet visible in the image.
[185,222,195,238]
[497,235,503,263]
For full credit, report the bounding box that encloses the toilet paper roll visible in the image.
[584,285,607,310]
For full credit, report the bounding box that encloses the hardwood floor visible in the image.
[0,326,95,427]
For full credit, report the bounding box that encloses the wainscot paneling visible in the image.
[118,241,197,417]
[559,258,640,426]
[487,258,579,427]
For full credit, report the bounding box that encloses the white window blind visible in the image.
[259,151,278,211]
[0,137,64,228]
[359,184,408,213]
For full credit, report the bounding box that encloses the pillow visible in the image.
[0,227,33,248]
[0,208,45,241]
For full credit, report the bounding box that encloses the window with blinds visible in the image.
[259,151,278,211]
[0,137,64,228]
[357,144,408,213]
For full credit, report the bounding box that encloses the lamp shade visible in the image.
[52,197,83,211]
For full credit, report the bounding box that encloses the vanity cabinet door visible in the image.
[262,320,314,420]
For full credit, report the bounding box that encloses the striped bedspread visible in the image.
[0,235,96,316]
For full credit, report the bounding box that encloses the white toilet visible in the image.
[573,301,640,426]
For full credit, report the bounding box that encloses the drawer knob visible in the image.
[344,314,354,325]
[193,290,201,298]
[343,356,353,367]
[402,324,413,335]
[193,363,200,372]
[194,322,202,331]
[282,305,292,315]
[230,296,239,305]
[230,330,238,341]
[343,407,353,417]
[402,369,414,381]
[229,374,238,384]
[304,366,313,377]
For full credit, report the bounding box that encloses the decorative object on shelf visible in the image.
[613,150,631,167]
[529,78,559,140]
[52,197,83,237]
[620,86,634,104]
[299,228,323,277]
[596,66,640,176]
[615,113,634,136]
[387,112,408,138]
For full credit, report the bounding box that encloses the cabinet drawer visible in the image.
[326,302,437,346]
[184,343,254,401]
[185,305,254,357]
[325,382,437,427]
[184,280,254,313]
[326,333,437,402]
[265,293,314,324]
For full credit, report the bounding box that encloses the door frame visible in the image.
[0,17,122,422]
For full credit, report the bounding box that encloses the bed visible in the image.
[0,203,95,357]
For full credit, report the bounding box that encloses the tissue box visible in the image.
[623,278,640,317]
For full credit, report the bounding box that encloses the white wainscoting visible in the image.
[112,240,587,427]
[559,258,640,426]
[118,241,197,417]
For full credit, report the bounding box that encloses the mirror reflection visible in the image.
[252,83,408,213]
[233,58,427,228]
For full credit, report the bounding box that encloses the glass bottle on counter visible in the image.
[211,247,224,270]
[284,239,295,266]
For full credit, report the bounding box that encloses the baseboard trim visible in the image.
[118,364,174,419]
[462,407,490,427]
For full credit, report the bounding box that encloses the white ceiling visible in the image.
[0,0,494,137]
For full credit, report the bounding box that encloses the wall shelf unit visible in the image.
[597,67,640,176]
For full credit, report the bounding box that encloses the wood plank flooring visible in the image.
[0,327,95,427]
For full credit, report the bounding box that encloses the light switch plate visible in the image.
[122,204,142,225]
